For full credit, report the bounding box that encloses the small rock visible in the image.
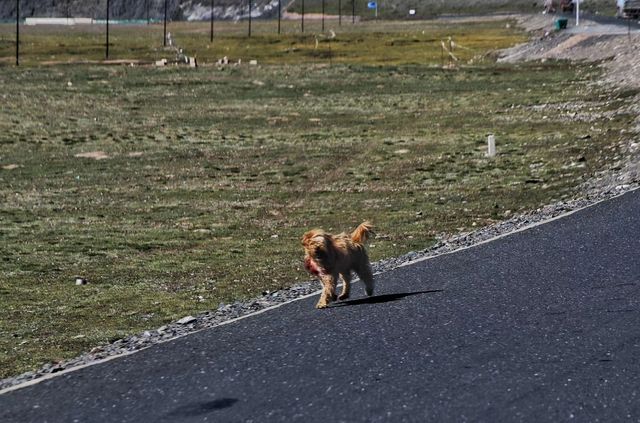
[75,277,87,285]
[177,316,197,325]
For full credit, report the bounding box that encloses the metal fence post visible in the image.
[210,0,214,41]
[248,0,252,37]
[352,0,355,24]
[15,0,19,66]
[106,0,110,59]
[163,0,167,46]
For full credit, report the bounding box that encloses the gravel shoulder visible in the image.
[2,13,640,394]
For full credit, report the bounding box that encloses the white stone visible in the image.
[177,316,197,325]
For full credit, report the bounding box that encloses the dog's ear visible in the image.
[311,234,335,264]
[301,230,316,247]
[311,234,326,244]
[302,230,327,249]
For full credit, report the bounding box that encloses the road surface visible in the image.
[2,189,640,422]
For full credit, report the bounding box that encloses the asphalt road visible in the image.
[580,11,640,29]
[2,189,640,422]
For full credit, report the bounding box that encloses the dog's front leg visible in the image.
[316,274,338,309]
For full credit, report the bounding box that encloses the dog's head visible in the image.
[301,229,333,276]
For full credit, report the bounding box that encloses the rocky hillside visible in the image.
[2,0,619,21]
[2,0,279,21]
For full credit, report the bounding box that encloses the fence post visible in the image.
[16,0,19,66]
[352,0,355,24]
[210,0,214,41]
[106,0,110,59]
[163,0,167,46]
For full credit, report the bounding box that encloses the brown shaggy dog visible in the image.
[301,222,375,309]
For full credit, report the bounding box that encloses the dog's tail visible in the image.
[351,221,374,245]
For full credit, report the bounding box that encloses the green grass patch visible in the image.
[0,19,636,379]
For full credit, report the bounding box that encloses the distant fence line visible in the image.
[8,0,367,66]
[4,0,371,22]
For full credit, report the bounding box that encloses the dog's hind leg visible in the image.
[316,274,338,309]
[338,273,351,300]
[356,264,374,297]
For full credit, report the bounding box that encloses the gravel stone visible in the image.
[176,316,197,325]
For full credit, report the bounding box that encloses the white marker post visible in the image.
[576,0,580,26]
[487,134,496,157]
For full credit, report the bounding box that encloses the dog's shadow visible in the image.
[165,398,238,419]
[334,289,443,307]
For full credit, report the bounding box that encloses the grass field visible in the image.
[2,18,522,66]
[0,19,637,379]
